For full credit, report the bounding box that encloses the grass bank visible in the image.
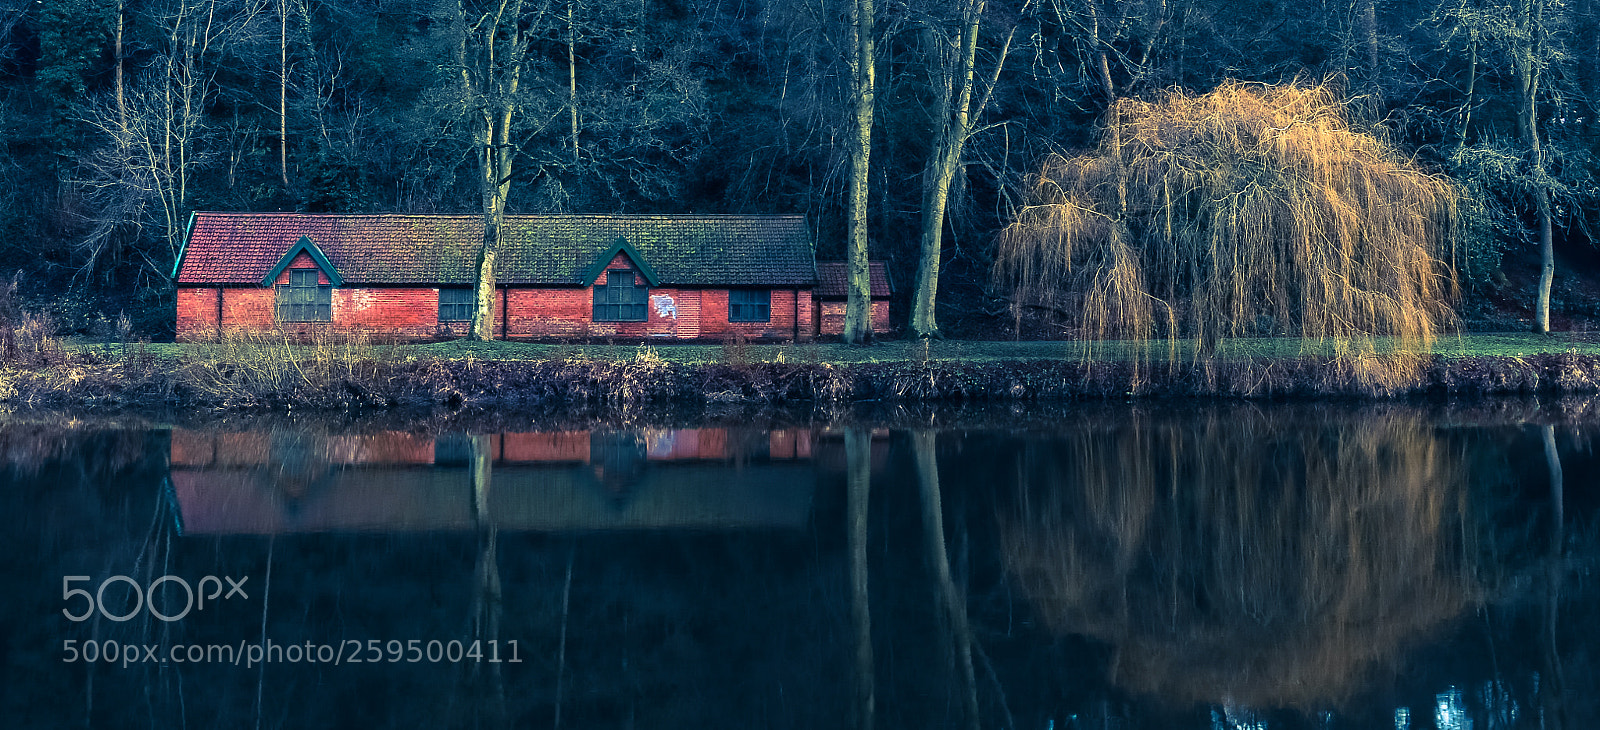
[3,331,1599,412]
[93,330,1600,362]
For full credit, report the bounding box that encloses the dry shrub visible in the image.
[597,345,673,410]
[996,81,1459,384]
[719,332,751,369]
[0,275,18,362]
[811,363,852,404]
[182,327,386,406]
[0,276,67,366]
[1001,408,1474,710]
[11,313,67,365]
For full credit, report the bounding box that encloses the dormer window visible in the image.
[275,269,332,322]
[594,271,647,321]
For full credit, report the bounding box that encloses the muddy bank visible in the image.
[4,351,1600,413]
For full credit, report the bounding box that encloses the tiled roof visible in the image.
[816,261,891,298]
[176,213,817,287]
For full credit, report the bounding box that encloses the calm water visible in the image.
[2,401,1596,729]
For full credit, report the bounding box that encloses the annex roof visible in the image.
[815,261,892,298]
[175,213,817,287]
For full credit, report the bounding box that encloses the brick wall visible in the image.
[175,287,221,340]
[178,250,824,342]
[693,288,812,341]
[177,284,505,341]
[501,252,814,341]
[178,250,510,340]
[817,299,891,337]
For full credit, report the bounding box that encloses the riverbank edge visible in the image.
[4,351,1600,411]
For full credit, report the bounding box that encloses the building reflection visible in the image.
[170,428,818,534]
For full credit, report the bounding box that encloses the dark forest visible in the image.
[3,0,1599,338]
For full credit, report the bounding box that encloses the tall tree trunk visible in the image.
[844,0,877,344]
[846,429,875,730]
[1361,0,1379,76]
[1460,33,1478,143]
[912,0,985,340]
[461,0,534,341]
[568,0,579,164]
[115,0,126,138]
[1516,0,1556,333]
[471,101,515,340]
[294,0,323,144]
[912,4,1021,339]
[1085,0,1125,215]
[1536,189,1555,332]
[279,0,289,188]
[913,431,979,730]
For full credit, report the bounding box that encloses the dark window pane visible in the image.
[439,288,474,322]
[594,270,647,322]
[277,270,332,322]
[729,290,771,322]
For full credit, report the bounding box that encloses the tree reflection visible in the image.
[846,427,875,730]
[1001,409,1476,711]
[913,430,980,730]
[1540,424,1566,730]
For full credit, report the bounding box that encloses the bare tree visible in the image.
[450,0,554,340]
[844,0,878,344]
[77,0,268,283]
[1514,0,1558,332]
[567,0,579,164]
[278,0,290,188]
[910,0,1024,338]
[79,76,209,282]
[1441,0,1566,332]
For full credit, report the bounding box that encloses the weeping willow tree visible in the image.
[996,82,1460,379]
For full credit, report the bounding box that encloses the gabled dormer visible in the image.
[580,235,660,287]
[261,235,343,287]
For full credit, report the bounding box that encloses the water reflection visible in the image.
[1,403,1594,728]
[170,428,819,533]
[1001,409,1476,710]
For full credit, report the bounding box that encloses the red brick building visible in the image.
[814,261,893,336]
[174,212,891,341]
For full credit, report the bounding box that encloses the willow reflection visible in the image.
[1001,409,1477,710]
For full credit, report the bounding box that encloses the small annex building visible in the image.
[814,261,892,336]
[174,212,891,342]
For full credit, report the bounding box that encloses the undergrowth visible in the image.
[177,328,391,407]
